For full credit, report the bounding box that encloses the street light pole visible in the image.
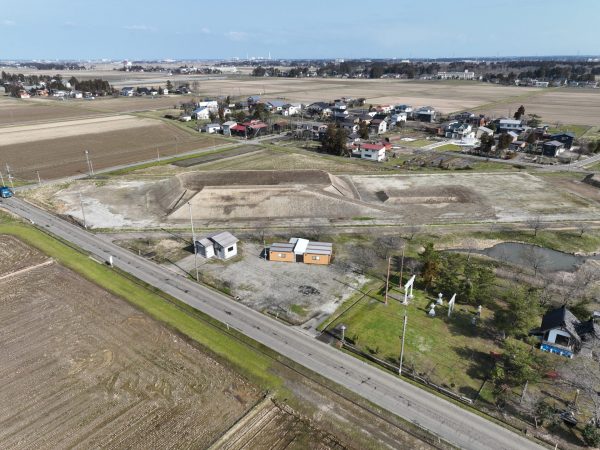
[399,314,407,376]
[340,325,346,344]
[187,201,199,282]
[84,150,94,176]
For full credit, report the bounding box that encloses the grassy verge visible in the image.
[435,143,462,151]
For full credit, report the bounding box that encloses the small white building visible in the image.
[203,123,222,133]
[360,143,386,162]
[195,231,239,260]
[391,112,408,124]
[121,87,135,96]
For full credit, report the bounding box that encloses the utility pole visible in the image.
[36,171,41,186]
[157,147,160,162]
[399,245,405,289]
[79,191,87,229]
[0,169,4,186]
[399,314,407,376]
[6,164,14,189]
[187,201,199,282]
[340,324,346,344]
[385,256,391,305]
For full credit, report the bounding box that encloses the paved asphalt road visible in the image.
[2,198,547,450]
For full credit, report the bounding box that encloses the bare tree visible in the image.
[527,216,547,237]
[560,353,600,424]
[521,246,548,277]
[404,223,422,241]
[578,222,591,237]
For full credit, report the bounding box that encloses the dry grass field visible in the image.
[0,96,104,125]
[475,87,600,126]
[0,118,225,180]
[0,236,262,449]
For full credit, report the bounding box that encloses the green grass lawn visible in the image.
[435,143,462,152]
[325,284,501,399]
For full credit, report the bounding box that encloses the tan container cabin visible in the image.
[303,242,333,265]
[269,243,295,262]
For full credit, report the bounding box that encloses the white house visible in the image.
[197,100,218,110]
[203,123,222,133]
[369,119,387,134]
[192,107,211,120]
[475,126,494,139]
[360,143,386,162]
[391,112,408,124]
[121,87,135,96]
[195,231,239,260]
[282,103,301,116]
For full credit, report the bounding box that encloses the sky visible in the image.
[1,0,599,60]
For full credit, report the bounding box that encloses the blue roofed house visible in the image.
[266,99,286,112]
[550,132,576,149]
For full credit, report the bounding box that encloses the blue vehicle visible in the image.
[0,186,13,198]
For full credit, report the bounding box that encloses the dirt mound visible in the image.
[179,170,331,189]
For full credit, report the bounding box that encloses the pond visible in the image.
[453,242,599,273]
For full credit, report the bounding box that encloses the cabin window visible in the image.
[227,246,234,252]
[278,253,284,258]
[312,256,320,260]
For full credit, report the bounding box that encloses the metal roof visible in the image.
[197,237,213,248]
[270,243,295,252]
[209,231,239,248]
[292,238,310,255]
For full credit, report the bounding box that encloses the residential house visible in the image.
[192,107,211,120]
[281,103,301,116]
[495,118,525,133]
[307,102,332,116]
[509,140,527,151]
[341,120,359,134]
[542,140,565,157]
[360,143,386,162]
[550,132,576,150]
[195,231,239,260]
[507,131,520,142]
[17,90,30,99]
[222,120,238,135]
[376,104,393,114]
[203,123,222,133]
[475,126,494,139]
[197,100,218,110]
[121,87,135,96]
[532,305,600,358]
[266,100,286,112]
[444,121,473,139]
[394,104,414,118]
[414,106,436,122]
[391,112,408,124]
[230,119,269,138]
[70,91,83,99]
[369,119,387,134]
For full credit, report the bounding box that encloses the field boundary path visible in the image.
[0,258,53,281]
[1,197,548,450]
